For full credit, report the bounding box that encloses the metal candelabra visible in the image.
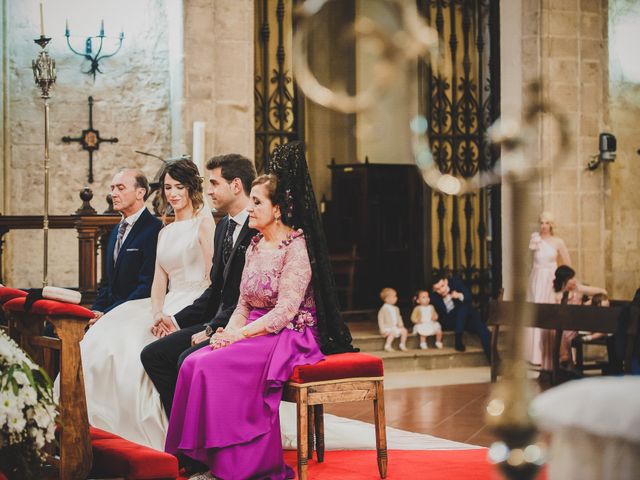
[32,35,57,286]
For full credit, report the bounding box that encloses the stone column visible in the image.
[183,0,254,163]
[518,0,609,289]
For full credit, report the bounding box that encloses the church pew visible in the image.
[487,300,639,384]
[3,297,179,479]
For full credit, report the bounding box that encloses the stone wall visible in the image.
[0,0,254,288]
[607,0,640,298]
[513,0,610,292]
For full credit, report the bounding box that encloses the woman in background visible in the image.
[525,211,571,365]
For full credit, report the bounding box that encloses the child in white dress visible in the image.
[410,290,443,350]
[377,287,409,352]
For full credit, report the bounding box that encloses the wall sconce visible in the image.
[65,20,124,80]
[587,132,617,170]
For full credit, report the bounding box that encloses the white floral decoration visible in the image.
[0,329,58,479]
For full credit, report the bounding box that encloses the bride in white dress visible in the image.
[80,160,214,450]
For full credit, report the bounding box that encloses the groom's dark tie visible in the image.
[222,218,237,264]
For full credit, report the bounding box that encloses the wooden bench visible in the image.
[3,296,179,479]
[487,301,639,384]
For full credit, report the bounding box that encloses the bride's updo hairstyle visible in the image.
[252,173,294,227]
[158,159,204,217]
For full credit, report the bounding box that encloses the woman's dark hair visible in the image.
[252,174,293,226]
[553,265,576,292]
[206,154,256,195]
[157,159,203,217]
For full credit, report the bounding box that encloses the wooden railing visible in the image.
[0,214,121,304]
[0,202,224,305]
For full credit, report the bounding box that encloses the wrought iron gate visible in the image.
[254,0,303,173]
[418,0,502,305]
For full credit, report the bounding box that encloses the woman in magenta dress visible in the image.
[165,142,354,479]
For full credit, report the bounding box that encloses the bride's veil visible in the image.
[267,141,357,354]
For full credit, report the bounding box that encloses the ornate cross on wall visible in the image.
[62,96,118,183]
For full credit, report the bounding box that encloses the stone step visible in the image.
[367,346,489,371]
[351,329,481,352]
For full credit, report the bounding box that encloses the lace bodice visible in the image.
[233,229,316,333]
[156,216,211,292]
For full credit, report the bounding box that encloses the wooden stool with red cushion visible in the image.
[283,352,387,480]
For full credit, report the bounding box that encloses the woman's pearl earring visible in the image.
[275,216,280,225]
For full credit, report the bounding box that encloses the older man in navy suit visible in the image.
[90,169,162,324]
[431,274,491,359]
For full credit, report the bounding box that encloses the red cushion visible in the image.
[89,427,179,479]
[3,297,94,319]
[0,287,27,304]
[90,426,119,441]
[289,352,384,384]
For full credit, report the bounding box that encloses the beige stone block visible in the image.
[579,113,599,136]
[580,168,603,192]
[551,193,578,225]
[580,224,602,250]
[581,61,602,85]
[580,0,600,13]
[523,11,540,36]
[580,39,603,60]
[188,76,213,100]
[580,85,602,114]
[523,0,542,15]
[548,84,579,110]
[218,74,250,105]
[549,12,578,36]
[550,168,578,191]
[580,250,605,286]
[214,0,252,42]
[580,13,602,38]
[548,0,579,11]
[549,59,578,83]
[580,193,603,222]
[546,37,578,57]
[186,6,215,33]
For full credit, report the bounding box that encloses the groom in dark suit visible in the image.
[141,154,257,416]
[431,274,491,359]
[91,169,162,322]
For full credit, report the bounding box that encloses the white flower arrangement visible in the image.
[0,329,58,479]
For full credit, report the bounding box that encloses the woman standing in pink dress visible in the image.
[165,142,355,479]
[525,212,571,365]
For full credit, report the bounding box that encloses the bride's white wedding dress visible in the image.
[80,214,212,451]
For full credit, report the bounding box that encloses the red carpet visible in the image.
[281,449,548,480]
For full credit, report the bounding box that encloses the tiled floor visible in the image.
[325,367,541,448]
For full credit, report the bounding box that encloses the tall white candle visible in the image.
[192,121,206,176]
[39,3,45,37]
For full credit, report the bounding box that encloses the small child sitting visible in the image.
[377,287,409,352]
[410,290,443,349]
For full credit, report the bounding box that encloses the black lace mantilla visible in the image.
[267,141,357,354]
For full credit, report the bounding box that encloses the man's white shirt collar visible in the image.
[229,209,249,227]
[122,205,146,226]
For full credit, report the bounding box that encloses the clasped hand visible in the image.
[151,313,177,338]
[209,328,243,350]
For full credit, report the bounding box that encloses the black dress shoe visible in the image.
[454,334,466,352]
[454,341,466,352]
